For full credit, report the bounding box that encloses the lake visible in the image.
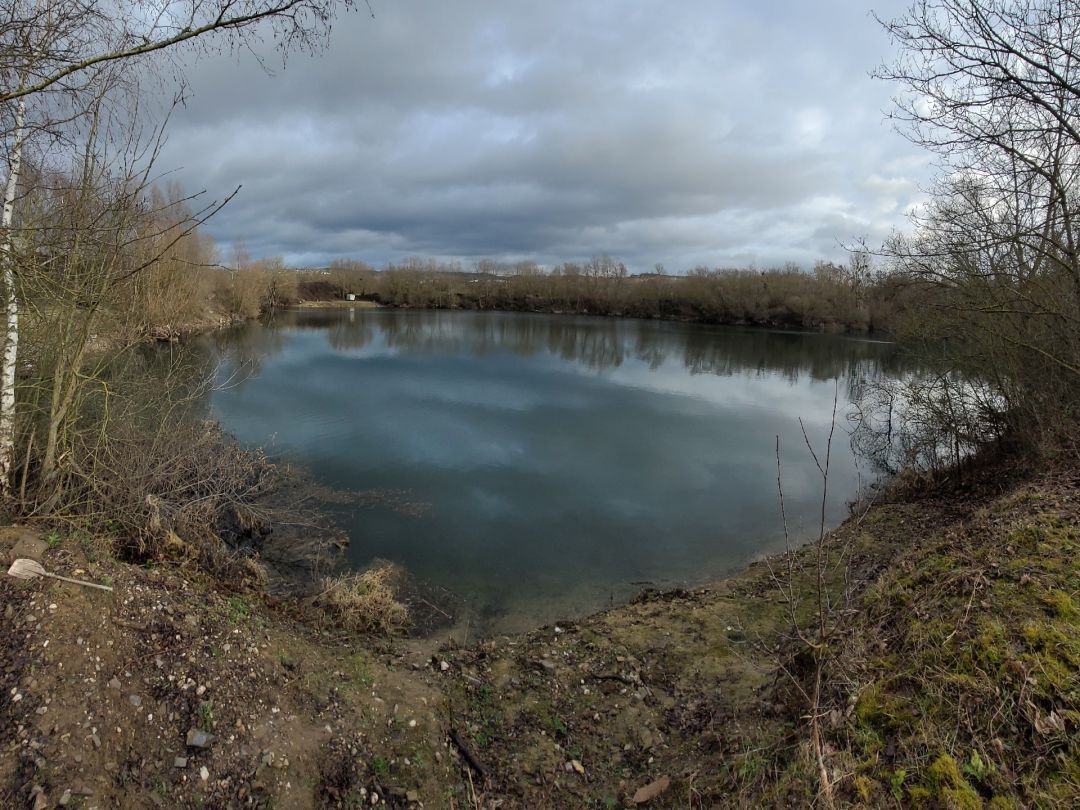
[204,308,903,634]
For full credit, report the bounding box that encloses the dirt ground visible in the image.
[0,453,1074,808]
[0,528,459,809]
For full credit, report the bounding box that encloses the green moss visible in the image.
[958,619,1009,675]
[854,681,913,732]
[854,683,885,726]
[1040,588,1078,620]
[926,754,962,786]
[1021,620,1058,649]
[1007,524,1045,550]
[907,785,933,804]
[819,501,1080,807]
[853,774,874,802]
[926,754,982,810]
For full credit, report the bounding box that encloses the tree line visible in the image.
[292,252,910,334]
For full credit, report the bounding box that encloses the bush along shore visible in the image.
[291,256,903,335]
[0,443,1074,809]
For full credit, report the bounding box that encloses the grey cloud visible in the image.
[156,0,929,271]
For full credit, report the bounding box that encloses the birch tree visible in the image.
[0,0,351,497]
[0,92,25,487]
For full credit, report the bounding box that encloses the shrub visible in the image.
[314,563,410,635]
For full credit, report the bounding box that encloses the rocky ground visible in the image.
[0,451,1076,808]
[0,529,460,809]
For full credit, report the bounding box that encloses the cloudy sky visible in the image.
[158,0,929,272]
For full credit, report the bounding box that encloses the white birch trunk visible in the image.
[0,96,26,494]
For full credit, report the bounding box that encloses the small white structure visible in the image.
[346,293,357,301]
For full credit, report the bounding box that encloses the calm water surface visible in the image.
[206,309,902,633]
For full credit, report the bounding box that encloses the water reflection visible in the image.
[245,308,902,383]
[202,308,908,635]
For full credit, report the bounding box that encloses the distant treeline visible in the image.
[292,255,911,334]
[241,306,910,383]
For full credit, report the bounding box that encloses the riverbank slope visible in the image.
[0,451,1075,808]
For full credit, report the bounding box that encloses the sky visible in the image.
[157,0,930,273]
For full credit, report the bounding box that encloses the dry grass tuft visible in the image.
[314,562,410,635]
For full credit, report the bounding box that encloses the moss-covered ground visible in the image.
[0,451,1076,807]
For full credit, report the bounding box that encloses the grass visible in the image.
[529,699,567,738]
[821,496,1080,807]
[371,755,390,776]
[314,563,409,635]
[344,650,374,689]
[224,596,249,625]
[198,701,215,732]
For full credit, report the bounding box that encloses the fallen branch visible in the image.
[449,728,488,781]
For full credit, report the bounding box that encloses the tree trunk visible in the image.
[0,96,26,496]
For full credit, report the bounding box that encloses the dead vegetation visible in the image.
[313,562,411,636]
[297,253,896,334]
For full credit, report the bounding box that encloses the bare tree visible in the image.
[0,0,353,497]
[0,0,345,105]
[874,0,1080,448]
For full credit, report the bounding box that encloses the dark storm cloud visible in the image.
[157,0,928,270]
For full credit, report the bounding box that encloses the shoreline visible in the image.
[2,447,1072,807]
[286,296,887,336]
[289,300,384,310]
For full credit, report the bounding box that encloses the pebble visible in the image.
[186,729,215,749]
[174,757,187,768]
[199,766,209,781]
[107,678,121,690]
[439,660,450,672]
[128,695,142,708]
[632,775,672,804]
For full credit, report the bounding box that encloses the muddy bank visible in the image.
[0,452,1076,808]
